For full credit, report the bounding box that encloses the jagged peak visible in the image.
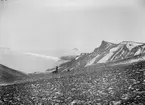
[93,40,116,52]
[101,40,114,45]
[100,40,117,47]
[99,40,115,50]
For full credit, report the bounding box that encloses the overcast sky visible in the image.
[0,0,145,57]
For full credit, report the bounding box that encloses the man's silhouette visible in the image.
[52,66,58,73]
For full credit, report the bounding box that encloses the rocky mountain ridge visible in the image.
[58,41,145,72]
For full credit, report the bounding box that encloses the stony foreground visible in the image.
[0,61,145,105]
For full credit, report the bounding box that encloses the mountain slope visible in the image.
[0,64,28,83]
[1,56,145,105]
[1,41,145,104]
[58,41,145,72]
[86,41,145,65]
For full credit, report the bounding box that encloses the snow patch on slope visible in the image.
[98,46,120,63]
[111,55,145,66]
[85,54,100,66]
[121,41,142,51]
[135,48,142,56]
[75,56,80,60]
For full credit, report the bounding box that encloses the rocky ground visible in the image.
[0,61,145,105]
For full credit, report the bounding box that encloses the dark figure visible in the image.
[67,69,70,72]
[52,66,59,73]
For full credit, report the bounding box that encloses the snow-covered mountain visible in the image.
[58,41,145,72]
[86,41,145,66]
[0,48,60,73]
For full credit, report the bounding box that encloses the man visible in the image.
[52,66,58,73]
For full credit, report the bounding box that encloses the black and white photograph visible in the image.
[0,0,145,104]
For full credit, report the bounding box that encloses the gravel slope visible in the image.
[0,61,145,105]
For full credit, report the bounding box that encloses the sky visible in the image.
[1,0,145,57]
